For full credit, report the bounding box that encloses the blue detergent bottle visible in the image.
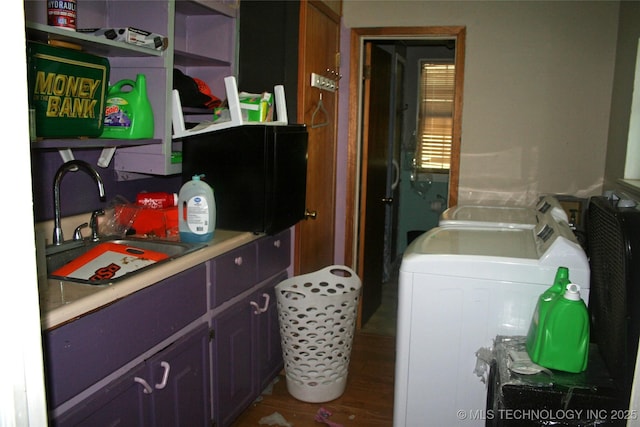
[178,174,216,243]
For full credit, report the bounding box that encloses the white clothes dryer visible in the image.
[393,218,590,426]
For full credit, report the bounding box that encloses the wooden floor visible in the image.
[230,332,396,427]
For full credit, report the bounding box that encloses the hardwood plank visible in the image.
[230,332,396,426]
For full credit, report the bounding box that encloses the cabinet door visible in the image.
[211,298,255,427]
[54,364,150,427]
[55,324,210,427]
[150,324,211,427]
[253,275,286,392]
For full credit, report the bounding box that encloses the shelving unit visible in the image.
[24,0,238,177]
[30,138,162,150]
[25,22,165,58]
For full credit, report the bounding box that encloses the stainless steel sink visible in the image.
[46,237,206,285]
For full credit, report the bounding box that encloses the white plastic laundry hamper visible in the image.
[275,265,362,403]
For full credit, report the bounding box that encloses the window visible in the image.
[415,62,455,172]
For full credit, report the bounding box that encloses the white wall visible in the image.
[341,0,619,204]
[604,1,640,197]
[3,2,49,425]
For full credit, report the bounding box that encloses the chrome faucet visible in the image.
[52,160,106,246]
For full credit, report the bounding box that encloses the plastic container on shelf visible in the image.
[47,0,77,31]
[178,174,215,243]
[136,192,178,209]
[527,283,590,373]
[101,74,154,139]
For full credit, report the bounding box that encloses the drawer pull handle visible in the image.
[155,361,171,390]
[234,256,243,266]
[273,240,281,248]
[250,293,271,314]
[134,377,153,394]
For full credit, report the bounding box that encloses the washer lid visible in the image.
[438,195,569,229]
[410,227,539,259]
[440,205,539,229]
[401,225,590,287]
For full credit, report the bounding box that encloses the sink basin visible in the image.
[46,237,206,285]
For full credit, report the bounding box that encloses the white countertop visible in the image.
[40,229,259,330]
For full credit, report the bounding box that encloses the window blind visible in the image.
[416,62,455,171]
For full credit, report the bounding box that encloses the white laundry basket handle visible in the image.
[275,265,361,299]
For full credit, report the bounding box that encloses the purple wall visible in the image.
[31,148,182,222]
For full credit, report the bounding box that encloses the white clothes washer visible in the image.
[393,218,590,426]
[439,195,568,229]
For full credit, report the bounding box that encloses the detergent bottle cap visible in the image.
[564,283,582,301]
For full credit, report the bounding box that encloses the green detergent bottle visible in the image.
[101,74,154,139]
[527,283,590,373]
[526,266,570,360]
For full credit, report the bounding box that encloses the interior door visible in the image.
[358,43,393,326]
[385,53,405,280]
[294,1,340,274]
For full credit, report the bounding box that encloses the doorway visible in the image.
[345,27,466,328]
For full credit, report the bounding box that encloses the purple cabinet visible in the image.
[149,325,211,427]
[44,265,207,409]
[254,275,286,392]
[56,364,149,426]
[209,228,290,427]
[210,243,258,309]
[210,228,291,308]
[211,274,286,427]
[257,231,291,282]
[211,294,255,427]
[55,324,210,427]
[45,229,291,427]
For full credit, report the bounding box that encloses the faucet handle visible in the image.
[73,222,89,241]
[90,209,105,241]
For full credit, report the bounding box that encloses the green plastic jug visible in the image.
[526,266,569,359]
[527,283,590,373]
[101,74,154,139]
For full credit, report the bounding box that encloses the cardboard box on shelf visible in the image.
[239,92,273,122]
[27,42,110,138]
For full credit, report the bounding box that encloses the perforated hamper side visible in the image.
[275,265,362,403]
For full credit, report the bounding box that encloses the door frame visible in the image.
[344,26,466,268]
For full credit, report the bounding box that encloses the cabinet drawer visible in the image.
[210,243,258,308]
[44,264,207,409]
[257,229,291,282]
